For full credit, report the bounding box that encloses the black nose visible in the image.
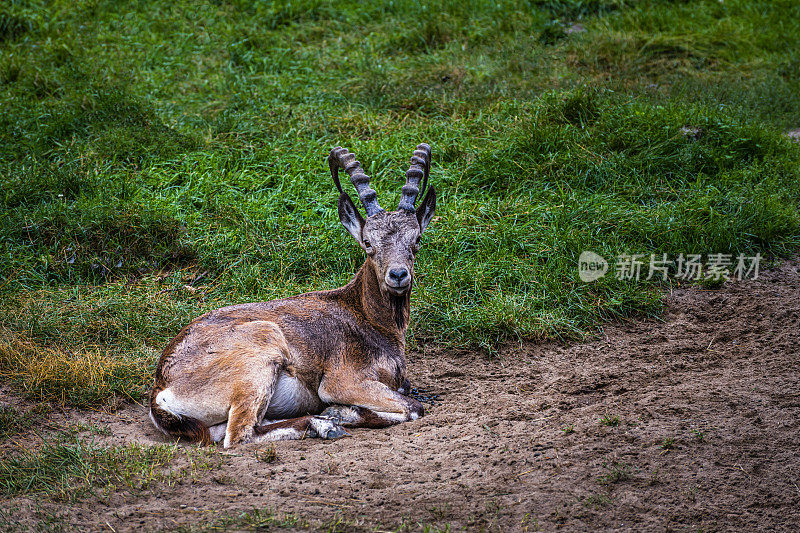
[388,268,409,284]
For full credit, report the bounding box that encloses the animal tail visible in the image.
[149,387,211,445]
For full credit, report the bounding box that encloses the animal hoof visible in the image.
[320,405,360,426]
[324,425,350,439]
[310,416,350,439]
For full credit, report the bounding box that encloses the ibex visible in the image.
[149,144,436,448]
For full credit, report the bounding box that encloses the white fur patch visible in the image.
[265,373,318,419]
[208,422,227,443]
[155,388,180,417]
[154,387,225,425]
[253,427,305,442]
[309,417,336,436]
[374,411,408,423]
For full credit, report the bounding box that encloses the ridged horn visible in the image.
[398,143,431,212]
[328,147,383,217]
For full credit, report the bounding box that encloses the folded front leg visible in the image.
[318,376,424,429]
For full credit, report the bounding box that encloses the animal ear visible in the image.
[416,186,436,233]
[338,192,365,243]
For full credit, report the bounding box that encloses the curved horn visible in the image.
[328,147,383,217]
[398,143,431,212]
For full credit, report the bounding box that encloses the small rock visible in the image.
[680,126,703,140]
[566,23,585,34]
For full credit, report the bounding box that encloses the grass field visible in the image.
[1,1,800,513]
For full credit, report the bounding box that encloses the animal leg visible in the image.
[320,405,406,429]
[223,383,269,448]
[252,416,348,442]
[223,358,283,448]
[318,378,424,429]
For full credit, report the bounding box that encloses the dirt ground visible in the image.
[2,258,799,532]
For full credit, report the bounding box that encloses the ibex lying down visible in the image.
[149,144,436,448]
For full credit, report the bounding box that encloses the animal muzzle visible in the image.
[385,267,411,294]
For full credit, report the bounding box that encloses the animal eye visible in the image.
[363,239,372,248]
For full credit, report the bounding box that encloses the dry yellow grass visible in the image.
[0,331,153,407]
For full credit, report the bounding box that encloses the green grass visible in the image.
[0,433,220,501]
[0,404,47,440]
[598,460,633,485]
[254,444,278,464]
[1,0,799,405]
[174,509,309,532]
[580,493,612,509]
[599,414,620,427]
[175,508,457,533]
[174,508,350,533]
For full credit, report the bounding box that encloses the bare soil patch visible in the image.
[2,259,799,531]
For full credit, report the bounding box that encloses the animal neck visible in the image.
[345,261,411,341]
